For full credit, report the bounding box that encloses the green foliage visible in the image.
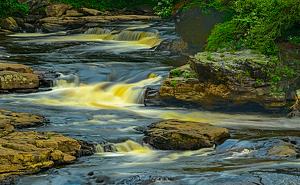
[182,0,223,14]
[154,0,175,19]
[171,69,181,77]
[0,0,29,18]
[206,0,300,56]
[47,134,52,139]
[51,0,156,11]
[184,74,193,78]
[170,80,178,86]
[206,21,242,52]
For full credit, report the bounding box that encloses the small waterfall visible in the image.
[84,27,112,35]
[114,140,151,153]
[94,144,104,153]
[103,30,159,42]
[93,143,117,154]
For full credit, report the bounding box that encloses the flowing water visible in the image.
[1,20,300,185]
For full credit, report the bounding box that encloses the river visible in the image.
[1,20,300,185]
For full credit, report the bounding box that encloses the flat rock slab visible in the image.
[136,119,230,150]
[0,131,81,180]
[0,62,34,73]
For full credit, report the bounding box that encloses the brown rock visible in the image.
[45,3,68,17]
[65,9,84,17]
[82,8,102,16]
[137,119,230,150]
[0,131,81,180]
[0,29,14,35]
[0,62,34,73]
[0,71,39,90]
[0,17,19,32]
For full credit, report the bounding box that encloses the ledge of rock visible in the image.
[0,62,54,93]
[157,50,300,111]
[0,109,93,181]
[136,119,230,150]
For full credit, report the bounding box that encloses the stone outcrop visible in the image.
[0,109,93,181]
[0,63,39,91]
[18,0,50,12]
[158,50,300,111]
[39,15,161,29]
[0,17,19,32]
[45,3,68,17]
[136,119,230,150]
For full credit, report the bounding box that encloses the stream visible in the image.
[1,19,300,185]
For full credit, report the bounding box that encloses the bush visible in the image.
[0,0,29,18]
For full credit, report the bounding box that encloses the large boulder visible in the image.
[172,7,226,53]
[136,119,230,150]
[0,17,19,32]
[65,9,84,17]
[158,50,300,111]
[45,3,68,17]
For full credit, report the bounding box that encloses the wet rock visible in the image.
[211,137,300,159]
[0,109,49,131]
[95,174,111,183]
[0,71,39,90]
[0,17,19,32]
[23,23,36,33]
[136,119,230,150]
[26,14,37,23]
[158,50,296,111]
[82,8,102,16]
[42,23,66,32]
[45,3,68,17]
[0,29,14,35]
[287,92,300,118]
[0,62,34,73]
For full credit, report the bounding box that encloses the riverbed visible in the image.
[1,20,300,185]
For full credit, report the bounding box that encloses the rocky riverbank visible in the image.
[0,109,93,183]
[0,1,160,35]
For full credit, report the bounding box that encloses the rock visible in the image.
[0,71,39,90]
[0,131,80,180]
[172,7,226,53]
[39,15,162,29]
[0,62,40,91]
[42,23,66,32]
[45,3,68,17]
[23,23,36,33]
[82,8,102,16]
[0,17,19,32]
[0,62,34,73]
[18,0,51,12]
[25,15,38,23]
[64,9,84,17]
[0,109,94,181]
[158,50,294,111]
[0,29,14,35]
[0,109,49,131]
[138,5,155,15]
[136,119,230,150]
[287,93,300,118]
[210,137,300,159]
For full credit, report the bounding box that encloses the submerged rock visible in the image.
[211,137,300,159]
[136,119,230,150]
